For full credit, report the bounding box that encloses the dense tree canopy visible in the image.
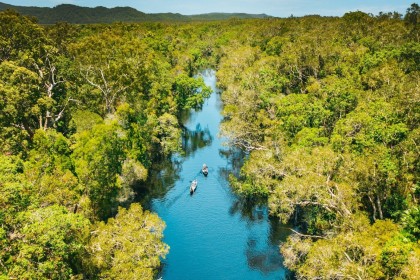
[215,7,419,280]
[1,4,419,279]
[0,11,212,279]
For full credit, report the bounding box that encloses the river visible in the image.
[137,69,291,280]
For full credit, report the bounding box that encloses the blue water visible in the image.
[139,70,291,280]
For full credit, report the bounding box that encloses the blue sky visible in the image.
[2,0,416,17]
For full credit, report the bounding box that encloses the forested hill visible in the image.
[188,12,270,21]
[0,2,271,23]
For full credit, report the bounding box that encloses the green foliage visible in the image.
[69,110,104,133]
[30,129,73,172]
[9,205,90,279]
[404,3,420,25]
[0,61,41,141]
[294,127,329,147]
[0,11,76,148]
[404,3,420,40]
[1,5,419,279]
[265,36,288,56]
[269,146,356,229]
[282,219,419,279]
[275,93,332,140]
[154,113,182,155]
[0,9,45,62]
[332,100,409,153]
[24,130,79,211]
[72,122,125,219]
[212,6,419,279]
[401,206,420,239]
[89,203,169,280]
[174,74,212,110]
[0,155,28,226]
[380,232,413,278]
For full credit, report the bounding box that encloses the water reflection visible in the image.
[246,237,283,275]
[134,158,182,209]
[246,215,293,276]
[219,146,292,278]
[218,147,246,178]
[182,123,213,156]
[229,197,267,222]
[135,70,290,280]
[136,112,213,208]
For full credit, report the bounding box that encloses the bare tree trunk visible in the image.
[39,116,43,130]
[44,113,49,130]
[34,58,66,130]
[368,195,377,221]
[377,195,384,220]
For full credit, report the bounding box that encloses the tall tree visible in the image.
[89,203,169,280]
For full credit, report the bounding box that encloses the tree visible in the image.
[269,147,356,233]
[0,10,45,63]
[89,203,169,280]
[173,74,212,110]
[0,155,29,273]
[72,122,126,220]
[0,57,72,150]
[154,113,182,155]
[81,61,132,115]
[7,205,90,279]
[23,129,79,212]
[0,61,40,140]
[70,30,145,115]
[404,3,420,40]
[282,219,416,280]
[404,3,419,25]
[0,11,74,146]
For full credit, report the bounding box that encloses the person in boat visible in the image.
[202,163,208,175]
[190,179,197,194]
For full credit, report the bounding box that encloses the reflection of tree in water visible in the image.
[219,147,246,177]
[241,202,293,277]
[134,157,183,210]
[228,197,292,277]
[135,123,213,209]
[245,215,293,277]
[182,123,213,157]
[246,237,282,275]
[219,146,292,277]
[268,217,293,246]
[228,196,267,222]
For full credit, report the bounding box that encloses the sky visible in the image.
[2,0,416,17]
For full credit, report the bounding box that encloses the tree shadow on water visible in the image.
[246,237,283,276]
[135,122,214,209]
[241,202,293,278]
[218,146,246,177]
[181,123,213,157]
[133,157,183,210]
[218,146,293,278]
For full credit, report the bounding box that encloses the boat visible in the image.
[190,179,198,194]
[202,164,208,176]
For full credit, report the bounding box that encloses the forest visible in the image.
[0,2,270,24]
[0,3,419,279]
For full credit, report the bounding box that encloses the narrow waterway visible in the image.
[138,70,291,280]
